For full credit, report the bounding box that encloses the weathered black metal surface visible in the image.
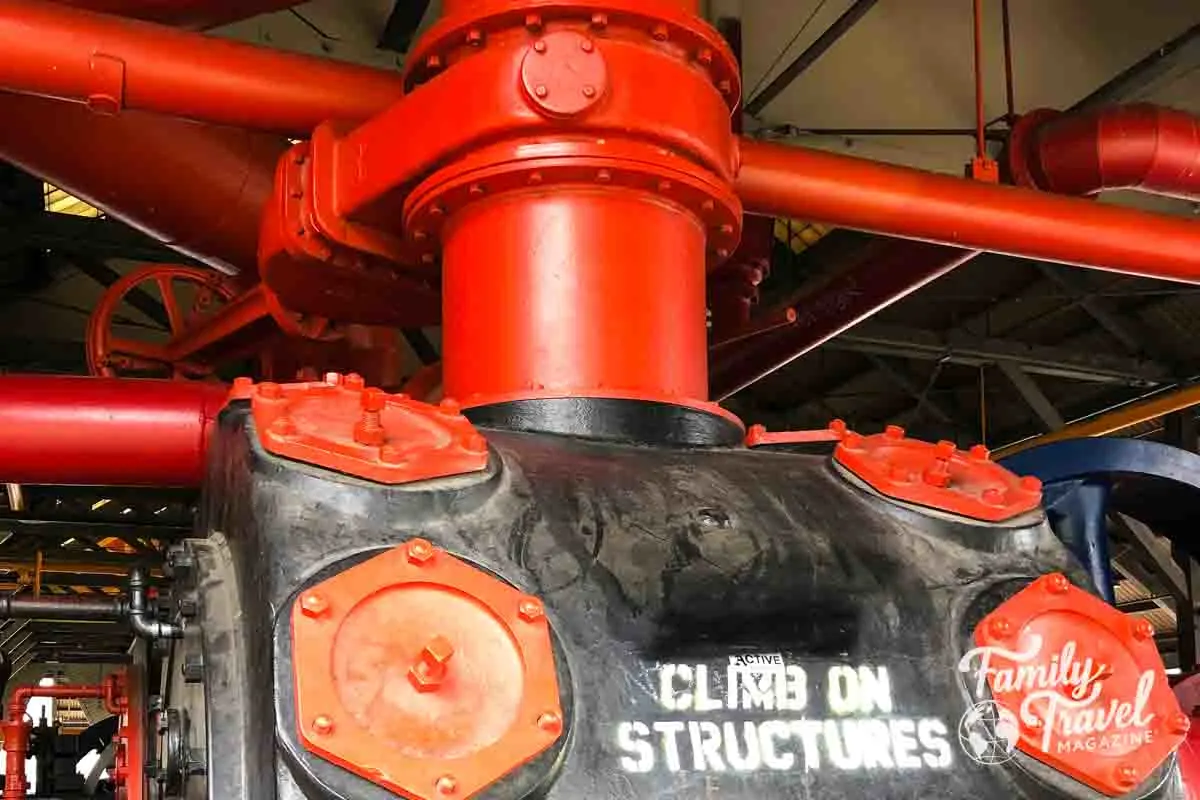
[185,403,1182,799]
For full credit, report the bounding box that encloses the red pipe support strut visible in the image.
[0,376,228,487]
[0,0,405,135]
[1009,104,1200,201]
[736,137,1200,284]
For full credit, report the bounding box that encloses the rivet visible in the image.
[525,14,542,32]
[436,775,458,795]
[426,54,442,70]
[718,79,732,95]
[466,28,483,46]
[534,84,549,98]
[922,464,951,488]
[344,373,365,390]
[469,183,486,197]
[407,539,436,565]
[1045,574,1071,595]
[300,593,329,618]
[716,248,731,259]
[652,24,669,41]
[429,204,445,218]
[829,419,848,436]
[596,169,612,183]
[1169,712,1191,735]
[533,39,547,54]
[1020,475,1043,493]
[719,223,734,236]
[528,172,544,185]
[590,12,608,29]
[701,199,715,212]
[582,84,596,98]
[518,597,544,622]
[412,229,427,242]
[1132,618,1155,641]
[581,38,595,53]
[440,397,462,413]
[1115,764,1138,787]
[312,716,334,736]
[968,444,990,461]
[258,382,282,400]
[657,180,672,192]
[935,440,956,459]
[988,616,1014,639]
[885,424,905,440]
[324,372,342,386]
[537,711,563,734]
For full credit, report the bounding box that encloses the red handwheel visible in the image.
[87,264,237,379]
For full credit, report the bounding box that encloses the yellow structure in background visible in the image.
[44,183,102,217]
[774,219,829,254]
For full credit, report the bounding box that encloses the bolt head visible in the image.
[697,48,713,66]
[885,424,905,440]
[1116,764,1139,786]
[1169,712,1191,735]
[935,440,956,459]
[652,24,669,41]
[534,83,549,98]
[1020,475,1043,493]
[533,39,547,54]
[537,711,563,734]
[436,775,458,795]
[988,616,1014,639]
[362,387,386,412]
[580,38,594,53]
[312,715,334,736]
[1045,574,1071,595]
[596,169,612,183]
[466,28,483,46]
[969,444,991,461]
[524,13,543,31]
[300,593,329,618]
[1132,618,1156,641]
[440,397,461,414]
[1024,714,1043,729]
[407,539,436,565]
[426,54,442,70]
[590,12,608,28]
[581,84,596,98]
[518,597,544,622]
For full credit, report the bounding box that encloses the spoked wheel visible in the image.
[87,264,238,379]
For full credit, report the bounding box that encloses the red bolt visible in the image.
[312,716,334,736]
[525,13,542,31]
[1025,714,1043,730]
[440,397,462,414]
[426,54,442,70]
[1132,618,1155,641]
[988,616,1014,639]
[596,169,612,183]
[411,229,428,242]
[429,204,445,218]
[344,373,365,390]
[829,419,848,437]
[533,84,549,99]
[590,12,608,29]
[538,711,563,734]
[518,597,544,622]
[719,223,735,236]
[421,253,435,265]
[466,28,483,46]
[233,376,254,391]
[409,635,456,693]
[258,382,282,400]
[935,440,956,459]
[354,388,387,447]
[1115,764,1139,787]
[1169,712,1191,735]
[581,38,595,53]
[885,425,905,440]
[718,79,732,95]
[408,539,436,565]
[922,464,951,488]
[1045,574,1071,595]
[436,775,458,796]
[652,23,669,41]
[582,85,596,98]
[968,444,990,461]
[324,372,342,386]
[716,247,731,259]
[1020,475,1043,493]
[697,48,713,66]
[528,172,544,185]
[701,199,715,212]
[469,183,486,197]
[300,593,329,618]
[533,39,547,54]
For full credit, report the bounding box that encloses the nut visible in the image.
[988,616,1014,640]
[181,653,204,684]
[312,715,334,736]
[436,775,458,795]
[537,711,562,734]
[407,539,436,565]
[518,597,544,622]
[300,593,330,618]
[1045,574,1071,595]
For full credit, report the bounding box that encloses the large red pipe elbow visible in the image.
[1009,104,1200,201]
[0,376,228,487]
[736,137,1200,285]
[0,0,405,135]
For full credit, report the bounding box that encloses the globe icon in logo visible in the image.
[958,701,1021,765]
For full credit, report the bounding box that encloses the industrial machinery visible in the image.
[0,0,1198,799]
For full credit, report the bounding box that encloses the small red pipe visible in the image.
[0,0,405,135]
[972,0,986,159]
[163,285,273,363]
[736,137,1200,284]
[4,679,120,800]
[1009,104,1200,201]
[0,376,228,487]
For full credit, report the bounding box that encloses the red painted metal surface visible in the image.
[52,0,302,29]
[833,423,1042,521]
[4,677,123,800]
[1009,104,1200,201]
[235,374,489,485]
[710,240,977,399]
[736,137,1200,283]
[973,574,1187,795]
[0,1,405,135]
[290,539,562,798]
[0,376,228,486]
[0,91,286,273]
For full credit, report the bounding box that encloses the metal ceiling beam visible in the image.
[745,0,881,116]
[997,361,1066,430]
[825,322,1172,385]
[1032,264,1167,360]
[862,354,964,429]
[1114,513,1188,601]
[0,212,193,264]
[1071,22,1200,112]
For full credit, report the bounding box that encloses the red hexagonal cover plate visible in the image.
[967,573,1188,796]
[292,539,564,799]
[233,374,490,485]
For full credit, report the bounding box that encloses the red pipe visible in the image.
[0,91,287,273]
[4,678,122,799]
[709,240,977,399]
[50,0,303,29]
[972,0,986,159]
[0,0,405,135]
[736,137,1200,284]
[1009,104,1200,201]
[0,376,228,487]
